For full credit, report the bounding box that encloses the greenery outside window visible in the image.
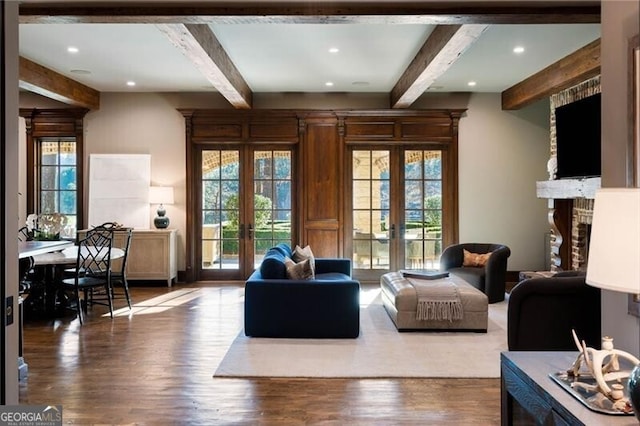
[38,138,77,233]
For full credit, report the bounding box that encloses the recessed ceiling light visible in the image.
[70,69,91,75]
[328,47,339,54]
[67,46,79,54]
[325,81,334,87]
[467,81,477,87]
[351,81,370,86]
[126,81,136,87]
[513,46,525,54]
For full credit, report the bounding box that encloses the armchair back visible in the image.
[508,273,601,350]
[440,243,511,303]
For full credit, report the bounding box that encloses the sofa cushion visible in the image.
[292,245,315,278]
[314,272,352,281]
[272,243,293,258]
[260,247,290,279]
[284,258,314,280]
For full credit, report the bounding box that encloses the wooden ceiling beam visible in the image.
[19,3,600,25]
[19,57,100,110]
[156,24,252,109]
[501,38,600,110]
[391,24,488,109]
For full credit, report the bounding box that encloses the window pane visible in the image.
[41,142,59,165]
[202,151,220,179]
[203,181,221,210]
[424,151,442,179]
[59,142,76,165]
[274,152,291,179]
[353,181,371,209]
[353,151,371,179]
[275,180,291,209]
[41,167,58,190]
[222,151,239,179]
[40,191,58,213]
[59,166,76,190]
[59,191,76,214]
[254,151,272,179]
[38,139,77,222]
[405,150,422,179]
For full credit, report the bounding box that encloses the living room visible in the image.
[3,0,640,423]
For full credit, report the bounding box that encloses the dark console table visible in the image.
[501,351,637,425]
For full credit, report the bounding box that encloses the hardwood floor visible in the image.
[19,283,501,425]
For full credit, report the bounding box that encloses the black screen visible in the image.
[555,93,601,179]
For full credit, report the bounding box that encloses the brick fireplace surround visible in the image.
[536,76,600,272]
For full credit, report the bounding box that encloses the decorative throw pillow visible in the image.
[284,258,314,280]
[292,244,315,278]
[462,249,492,267]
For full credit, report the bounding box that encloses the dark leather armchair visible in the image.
[440,243,511,303]
[507,272,601,351]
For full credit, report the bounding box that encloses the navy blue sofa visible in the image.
[244,244,360,338]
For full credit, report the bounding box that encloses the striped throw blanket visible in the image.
[407,276,463,322]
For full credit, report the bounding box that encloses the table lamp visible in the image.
[149,186,174,229]
[586,187,640,418]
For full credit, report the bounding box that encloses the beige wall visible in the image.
[600,0,640,354]
[416,93,551,272]
[18,90,551,274]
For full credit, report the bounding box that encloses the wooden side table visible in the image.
[501,351,634,425]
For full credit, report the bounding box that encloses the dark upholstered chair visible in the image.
[439,243,511,303]
[507,272,601,351]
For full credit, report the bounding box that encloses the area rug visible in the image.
[214,293,508,378]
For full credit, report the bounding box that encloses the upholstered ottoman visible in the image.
[380,272,488,332]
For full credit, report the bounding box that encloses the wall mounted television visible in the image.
[555,93,601,179]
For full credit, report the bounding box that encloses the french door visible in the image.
[196,145,293,280]
[349,146,449,281]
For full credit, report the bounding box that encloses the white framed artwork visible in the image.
[88,154,151,229]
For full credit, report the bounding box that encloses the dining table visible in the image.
[18,239,74,259]
[17,239,75,381]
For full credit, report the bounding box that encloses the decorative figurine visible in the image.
[569,330,640,413]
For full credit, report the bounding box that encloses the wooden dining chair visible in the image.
[113,227,133,308]
[90,222,133,309]
[60,227,114,324]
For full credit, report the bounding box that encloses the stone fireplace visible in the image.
[537,76,600,272]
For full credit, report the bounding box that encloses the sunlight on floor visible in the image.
[104,288,202,317]
[359,287,381,307]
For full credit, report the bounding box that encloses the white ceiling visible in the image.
[18,22,601,95]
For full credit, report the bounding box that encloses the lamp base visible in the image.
[154,216,170,229]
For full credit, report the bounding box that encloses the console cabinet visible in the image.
[79,228,177,286]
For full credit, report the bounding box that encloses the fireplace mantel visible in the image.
[536,177,601,199]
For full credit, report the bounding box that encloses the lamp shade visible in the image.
[149,186,174,205]
[586,188,640,294]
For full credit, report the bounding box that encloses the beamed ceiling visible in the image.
[17,1,602,111]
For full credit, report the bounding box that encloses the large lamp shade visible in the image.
[586,188,640,419]
[586,188,640,294]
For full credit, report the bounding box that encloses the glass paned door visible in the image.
[252,150,292,268]
[350,148,444,280]
[403,150,443,270]
[199,147,293,280]
[352,150,391,275]
[201,149,241,275]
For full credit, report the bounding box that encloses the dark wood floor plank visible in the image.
[19,283,500,424]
